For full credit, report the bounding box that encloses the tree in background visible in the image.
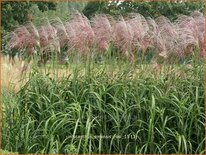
[82,1,106,19]
[2,2,57,32]
[82,1,204,20]
[68,2,87,12]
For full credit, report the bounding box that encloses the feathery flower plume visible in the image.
[91,14,112,51]
[5,10,204,63]
[51,17,69,49]
[38,19,59,52]
[176,15,199,56]
[191,11,205,58]
[69,11,95,55]
[142,18,158,51]
[10,25,39,55]
[155,16,178,57]
[113,16,133,58]
[127,13,151,53]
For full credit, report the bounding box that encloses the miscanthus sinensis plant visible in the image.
[2,10,205,155]
[3,10,205,63]
[2,62,205,154]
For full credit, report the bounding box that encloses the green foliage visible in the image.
[31,2,69,26]
[68,2,87,12]
[2,2,57,31]
[83,1,204,20]
[37,2,57,12]
[82,2,106,19]
[0,149,18,154]
[2,2,32,31]
[1,1,205,153]
[29,2,87,27]
[2,60,205,154]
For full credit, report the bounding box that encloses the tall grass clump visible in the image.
[2,7,205,155]
[2,61,205,154]
[3,11,204,65]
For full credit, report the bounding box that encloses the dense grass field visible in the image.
[2,54,205,154]
[1,4,205,153]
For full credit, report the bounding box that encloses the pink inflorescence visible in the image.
[7,11,205,59]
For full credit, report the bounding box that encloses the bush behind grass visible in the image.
[2,61,205,154]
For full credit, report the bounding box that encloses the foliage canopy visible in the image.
[83,1,205,20]
[2,2,57,31]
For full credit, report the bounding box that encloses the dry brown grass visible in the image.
[1,56,73,92]
[1,56,29,92]
[1,55,191,92]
